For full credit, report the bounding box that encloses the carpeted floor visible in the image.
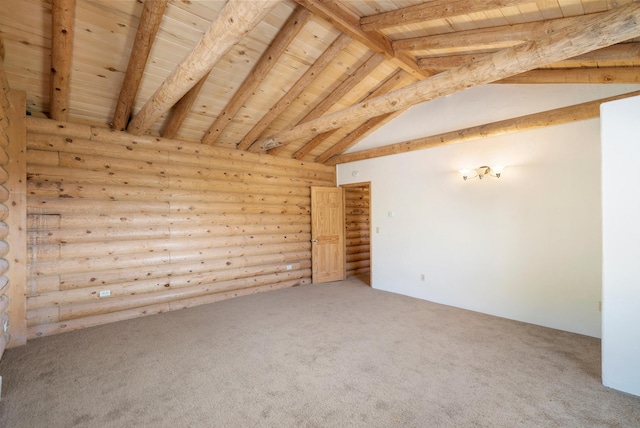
[1,278,639,427]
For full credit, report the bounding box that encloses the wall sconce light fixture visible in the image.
[459,165,505,181]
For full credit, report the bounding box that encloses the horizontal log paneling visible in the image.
[343,184,370,278]
[28,278,309,339]
[26,118,335,337]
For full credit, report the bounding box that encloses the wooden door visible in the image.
[311,186,345,284]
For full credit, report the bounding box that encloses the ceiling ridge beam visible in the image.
[238,33,351,151]
[253,3,640,151]
[417,42,640,70]
[266,52,384,156]
[293,0,432,79]
[325,89,640,166]
[161,70,210,139]
[393,8,617,53]
[112,0,168,131]
[127,0,281,136]
[360,0,531,32]
[292,68,411,161]
[50,0,76,122]
[201,5,311,146]
[495,67,640,84]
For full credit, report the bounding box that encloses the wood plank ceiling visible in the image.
[1,0,639,165]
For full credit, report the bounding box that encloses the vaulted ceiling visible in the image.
[1,0,639,165]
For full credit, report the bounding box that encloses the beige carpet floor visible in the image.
[1,278,639,427]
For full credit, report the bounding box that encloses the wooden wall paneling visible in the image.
[50,0,75,121]
[342,184,370,278]
[255,3,640,150]
[26,118,335,338]
[112,0,169,131]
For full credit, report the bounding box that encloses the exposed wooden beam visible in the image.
[317,111,404,164]
[112,0,168,131]
[161,71,210,139]
[238,34,351,151]
[325,90,640,165]
[127,0,280,136]
[292,68,412,160]
[293,0,432,79]
[360,0,531,32]
[417,43,640,70]
[254,4,640,151]
[50,0,76,121]
[496,67,640,84]
[201,5,311,145]
[267,53,384,156]
[393,11,611,53]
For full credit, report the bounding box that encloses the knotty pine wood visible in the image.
[343,184,369,277]
[257,3,640,150]
[26,117,334,339]
[4,90,28,350]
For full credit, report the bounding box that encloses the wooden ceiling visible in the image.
[1,0,639,165]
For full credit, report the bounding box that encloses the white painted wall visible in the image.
[601,95,640,396]
[338,84,640,338]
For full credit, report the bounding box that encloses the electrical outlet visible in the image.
[286,265,292,271]
[99,290,111,298]
[421,274,425,281]
[376,227,380,233]
[599,301,602,312]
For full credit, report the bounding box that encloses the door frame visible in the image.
[340,182,372,286]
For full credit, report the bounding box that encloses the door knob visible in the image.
[311,238,318,243]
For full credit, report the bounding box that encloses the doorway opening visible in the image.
[341,182,371,286]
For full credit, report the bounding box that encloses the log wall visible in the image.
[26,117,335,339]
[343,184,370,278]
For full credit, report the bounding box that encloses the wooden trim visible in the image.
[0,35,9,110]
[5,90,27,347]
[254,4,640,151]
[266,53,385,154]
[293,0,431,79]
[361,0,530,32]
[238,33,351,151]
[325,90,640,165]
[50,0,76,121]
[127,0,280,136]
[294,68,411,161]
[201,5,311,145]
[112,0,168,131]
[161,71,210,139]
